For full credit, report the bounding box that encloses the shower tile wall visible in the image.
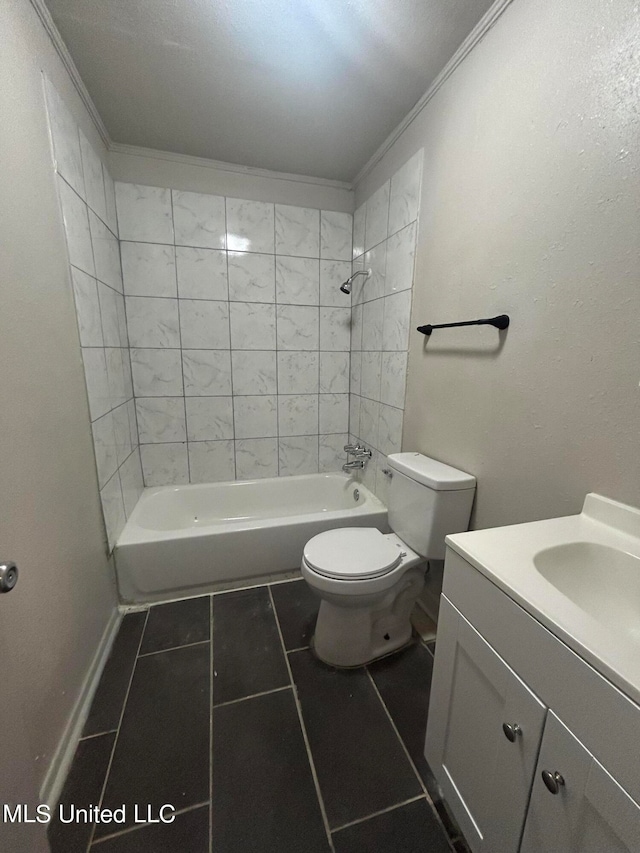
[349,150,423,500]
[115,184,353,485]
[45,79,143,552]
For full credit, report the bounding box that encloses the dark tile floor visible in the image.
[49,580,468,853]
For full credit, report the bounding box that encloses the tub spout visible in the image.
[342,460,365,471]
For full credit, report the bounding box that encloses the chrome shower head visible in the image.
[340,280,352,295]
[339,268,370,295]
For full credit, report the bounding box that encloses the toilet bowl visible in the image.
[302,452,476,668]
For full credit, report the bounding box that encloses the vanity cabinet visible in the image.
[425,549,640,853]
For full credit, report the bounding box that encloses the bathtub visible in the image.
[115,473,388,603]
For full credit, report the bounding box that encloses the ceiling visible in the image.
[44,0,495,182]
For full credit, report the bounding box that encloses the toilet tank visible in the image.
[386,453,476,559]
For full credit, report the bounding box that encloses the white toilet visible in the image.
[301,452,476,667]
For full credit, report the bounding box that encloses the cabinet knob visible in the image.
[502,722,522,742]
[541,770,565,794]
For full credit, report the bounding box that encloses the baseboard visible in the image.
[39,607,122,808]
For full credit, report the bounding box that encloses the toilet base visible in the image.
[310,633,416,669]
[310,566,425,668]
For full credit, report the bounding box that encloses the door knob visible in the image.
[502,722,522,742]
[541,770,565,794]
[0,562,18,593]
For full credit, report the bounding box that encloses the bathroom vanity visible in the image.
[425,494,640,853]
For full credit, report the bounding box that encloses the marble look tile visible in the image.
[319,433,348,473]
[378,404,403,455]
[103,165,118,237]
[275,204,319,257]
[276,256,319,305]
[361,445,378,494]
[180,299,230,349]
[278,436,319,476]
[388,150,423,237]
[44,78,84,197]
[71,268,102,346]
[121,242,176,297]
[235,438,278,480]
[126,398,139,446]
[58,177,94,276]
[364,181,390,251]
[352,203,366,259]
[188,440,235,484]
[374,452,392,506]
[319,394,349,434]
[362,299,385,351]
[320,211,352,261]
[136,397,186,443]
[233,395,277,439]
[116,294,129,347]
[363,242,386,302]
[349,255,367,306]
[229,302,276,350]
[320,307,350,351]
[183,350,232,396]
[90,211,122,291]
[380,352,408,409]
[119,448,144,517]
[319,352,349,393]
[112,402,133,466]
[319,260,351,307]
[385,222,416,295]
[92,411,118,488]
[98,283,125,347]
[82,347,111,421]
[278,394,318,436]
[361,351,382,401]
[277,352,319,394]
[79,131,107,222]
[349,394,361,438]
[226,198,274,253]
[140,442,189,487]
[350,303,363,352]
[115,183,173,244]
[185,397,234,441]
[130,348,184,396]
[382,290,412,351]
[349,351,362,395]
[125,296,180,348]
[172,190,225,249]
[231,351,277,395]
[276,305,319,351]
[359,398,380,449]
[105,347,130,409]
[228,252,275,303]
[176,247,228,300]
[100,471,126,551]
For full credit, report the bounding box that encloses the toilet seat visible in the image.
[303,528,404,580]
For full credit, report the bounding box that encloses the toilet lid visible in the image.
[304,528,403,580]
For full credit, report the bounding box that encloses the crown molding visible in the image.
[30,0,111,148]
[352,0,516,187]
[108,142,353,191]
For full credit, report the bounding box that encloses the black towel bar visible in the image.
[417,314,510,336]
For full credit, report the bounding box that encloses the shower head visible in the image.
[340,268,371,295]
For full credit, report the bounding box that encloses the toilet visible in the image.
[302,452,476,667]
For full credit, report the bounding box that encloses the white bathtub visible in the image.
[115,473,388,603]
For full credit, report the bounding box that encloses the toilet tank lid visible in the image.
[387,453,476,491]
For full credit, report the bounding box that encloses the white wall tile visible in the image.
[319,352,349,393]
[382,290,412,351]
[388,149,422,237]
[98,282,124,347]
[276,256,319,305]
[44,78,84,197]
[103,165,119,236]
[226,198,274,253]
[228,252,275,303]
[380,352,408,409]
[126,398,139,446]
[121,242,176,297]
[140,442,188,486]
[359,398,380,448]
[90,211,122,292]
[188,440,235,483]
[112,402,133,466]
[233,395,277,439]
[385,222,416,295]
[351,303,363,352]
[319,433,348,473]
[278,394,318,436]
[361,351,382,401]
[82,347,111,421]
[348,394,361,437]
[180,299,230,349]
[378,404,403,455]
[320,211,352,261]
[115,183,173,244]
[352,203,366,259]
[319,394,349,433]
[279,436,319,476]
[231,351,277,395]
[71,268,103,346]
[277,351,319,394]
[130,348,184,396]
[362,299,384,351]
[100,471,126,549]
[58,177,94,275]
[364,181,390,251]
[119,448,144,517]
[183,350,232,396]
[92,411,118,488]
[136,397,186,443]
[349,351,362,395]
[105,347,129,409]
[319,260,352,307]
[173,190,225,249]
[229,302,276,350]
[235,438,278,480]
[79,131,107,222]
[275,204,319,257]
[176,247,228,300]
[363,242,386,302]
[185,397,234,441]
[320,307,350,351]
[276,305,319,350]
[125,296,180,348]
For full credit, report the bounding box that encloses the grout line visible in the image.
[268,586,335,853]
[169,191,190,485]
[286,645,310,653]
[209,594,214,853]
[137,639,210,658]
[212,684,292,710]
[208,575,303,598]
[86,608,150,852]
[90,800,210,846]
[331,793,427,834]
[79,729,117,742]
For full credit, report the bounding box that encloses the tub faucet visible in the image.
[343,459,365,471]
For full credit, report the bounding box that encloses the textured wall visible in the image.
[355,0,640,528]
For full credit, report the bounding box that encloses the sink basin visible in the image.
[533,542,640,642]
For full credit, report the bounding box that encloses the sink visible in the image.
[533,542,640,642]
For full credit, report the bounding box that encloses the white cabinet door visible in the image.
[521,711,640,853]
[425,596,546,853]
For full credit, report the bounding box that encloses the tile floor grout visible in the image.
[330,793,428,834]
[138,638,210,658]
[90,800,210,846]
[268,585,336,853]
[212,684,292,709]
[78,729,117,742]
